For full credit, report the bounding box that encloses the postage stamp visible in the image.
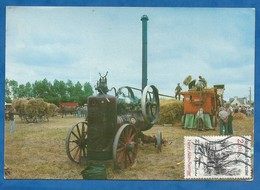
[184,136,252,179]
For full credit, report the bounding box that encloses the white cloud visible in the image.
[5,7,255,101]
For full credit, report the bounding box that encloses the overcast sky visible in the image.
[5,7,255,101]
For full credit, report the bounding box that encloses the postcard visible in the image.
[1,4,257,190]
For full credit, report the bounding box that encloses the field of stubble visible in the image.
[4,114,254,180]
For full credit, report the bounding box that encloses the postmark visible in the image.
[184,136,252,179]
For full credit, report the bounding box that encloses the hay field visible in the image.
[4,113,254,180]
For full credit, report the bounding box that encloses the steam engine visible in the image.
[66,73,161,169]
[87,73,160,159]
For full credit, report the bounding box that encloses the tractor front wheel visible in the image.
[113,124,138,169]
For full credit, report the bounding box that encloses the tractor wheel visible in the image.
[113,124,138,169]
[66,121,88,164]
[26,115,37,123]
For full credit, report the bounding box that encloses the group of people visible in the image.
[76,105,88,118]
[174,75,234,135]
[174,75,207,100]
[234,103,254,116]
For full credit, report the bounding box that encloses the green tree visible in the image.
[5,79,12,103]
[81,82,94,105]
[66,80,74,101]
[5,78,94,106]
[51,80,68,104]
[9,80,19,98]
[25,82,33,97]
[32,78,52,101]
[73,81,83,102]
[83,82,94,99]
[17,84,26,98]
[17,82,33,98]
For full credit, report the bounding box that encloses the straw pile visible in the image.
[47,103,59,117]
[233,112,247,120]
[12,98,58,120]
[25,98,48,118]
[183,75,192,86]
[12,98,30,116]
[157,99,184,125]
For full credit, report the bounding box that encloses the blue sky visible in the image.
[5,7,255,101]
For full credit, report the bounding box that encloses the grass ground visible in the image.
[4,115,254,180]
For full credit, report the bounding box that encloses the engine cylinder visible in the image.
[117,112,151,131]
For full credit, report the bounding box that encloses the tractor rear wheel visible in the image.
[66,121,88,164]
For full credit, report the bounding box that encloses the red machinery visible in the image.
[59,102,79,117]
[180,82,224,130]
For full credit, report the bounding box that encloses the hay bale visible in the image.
[25,98,48,118]
[183,75,192,86]
[12,98,56,122]
[47,103,58,116]
[233,112,247,120]
[157,99,184,125]
[12,98,30,116]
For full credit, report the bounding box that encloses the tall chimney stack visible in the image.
[141,15,148,90]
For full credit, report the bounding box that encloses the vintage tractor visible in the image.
[65,73,163,169]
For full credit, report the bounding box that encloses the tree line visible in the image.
[5,78,94,106]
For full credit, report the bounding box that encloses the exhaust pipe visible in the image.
[141,15,149,90]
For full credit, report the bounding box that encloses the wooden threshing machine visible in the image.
[180,77,224,130]
[65,73,162,169]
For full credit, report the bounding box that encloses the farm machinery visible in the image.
[65,73,163,169]
[59,102,79,118]
[180,76,225,130]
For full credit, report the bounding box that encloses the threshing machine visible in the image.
[180,77,224,130]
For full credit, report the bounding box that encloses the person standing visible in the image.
[218,107,229,135]
[175,83,182,100]
[76,106,81,118]
[198,76,207,88]
[225,102,234,135]
[8,108,15,135]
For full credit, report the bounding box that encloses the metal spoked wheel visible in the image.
[141,85,160,129]
[66,121,88,164]
[25,115,37,123]
[37,114,49,122]
[113,124,139,169]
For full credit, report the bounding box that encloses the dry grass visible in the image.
[157,99,183,125]
[4,114,254,180]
